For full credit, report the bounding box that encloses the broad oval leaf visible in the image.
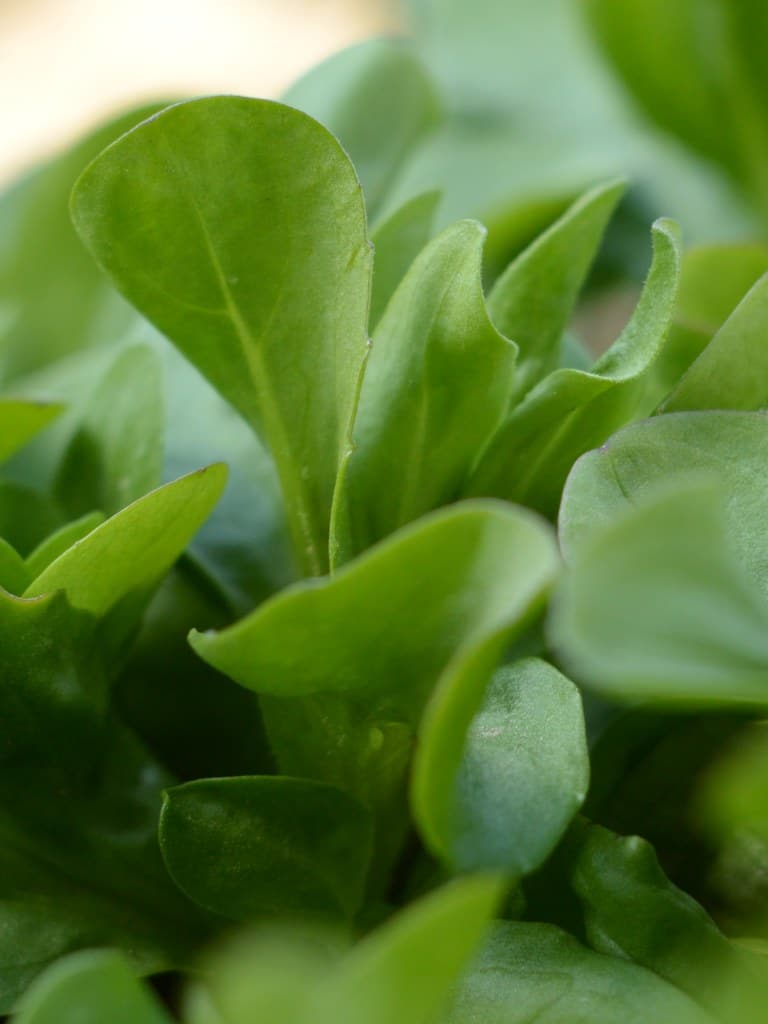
[559,411,768,597]
[468,218,682,515]
[303,874,504,1024]
[413,655,588,875]
[72,96,373,577]
[13,950,172,1024]
[25,463,227,616]
[550,479,768,705]
[159,776,372,922]
[332,221,517,564]
[445,921,713,1023]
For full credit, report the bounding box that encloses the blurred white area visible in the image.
[0,0,397,184]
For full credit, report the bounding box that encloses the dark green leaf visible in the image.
[160,777,372,922]
[0,537,30,594]
[72,96,373,576]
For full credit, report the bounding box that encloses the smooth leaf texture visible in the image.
[14,950,172,1024]
[468,218,682,516]
[0,103,162,380]
[444,921,713,1023]
[0,400,62,464]
[0,590,212,1011]
[368,190,440,329]
[488,179,623,402]
[551,479,768,705]
[0,537,30,594]
[193,501,557,874]
[569,822,768,1022]
[25,464,226,616]
[333,220,516,563]
[413,656,588,875]
[159,777,372,922]
[72,96,373,576]
[24,512,105,582]
[558,412,768,598]
[55,344,164,517]
[662,273,768,411]
[303,874,504,1024]
[283,38,439,218]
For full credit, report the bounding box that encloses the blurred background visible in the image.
[1,0,397,184]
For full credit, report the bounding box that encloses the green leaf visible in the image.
[0,400,62,464]
[445,921,713,1023]
[55,345,164,517]
[159,777,372,922]
[663,273,768,411]
[192,501,557,874]
[14,950,172,1024]
[569,821,768,1023]
[550,478,768,705]
[413,656,588,875]
[559,411,768,598]
[283,38,440,218]
[0,103,163,380]
[468,218,682,516]
[698,723,768,849]
[24,512,104,581]
[72,96,373,577]
[0,482,62,556]
[304,874,504,1024]
[369,190,440,329]
[0,537,30,594]
[488,179,624,402]
[0,590,212,1011]
[332,221,516,564]
[25,464,227,617]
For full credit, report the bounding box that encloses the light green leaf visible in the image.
[570,821,768,1023]
[488,179,624,402]
[72,96,372,577]
[284,38,440,218]
[0,103,163,380]
[55,345,164,517]
[445,921,713,1023]
[332,221,516,564]
[25,464,227,616]
[304,874,504,1024]
[0,400,62,464]
[413,656,588,874]
[24,512,104,582]
[159,777,372,922]
[369,190,440,329]
[14,950,172,1024]
[192,501,557,873]
[663,273,768,411]
[558,411,768,598]
[550,478,768,705]
[468,218,681,516]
